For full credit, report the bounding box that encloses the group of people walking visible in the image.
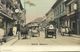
[15,23,29,39]
[59,26,71,36]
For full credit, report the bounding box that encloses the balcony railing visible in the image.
[0,1,13,18]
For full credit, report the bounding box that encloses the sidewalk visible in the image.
[71,34,80,38]
[6,36,16,42]
[62,33,80,38]
[2,36,18,46]
[0,36,16,45]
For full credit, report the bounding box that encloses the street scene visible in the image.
[1,31,80,46]
[0,0,80,48]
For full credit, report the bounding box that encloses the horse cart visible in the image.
[45,28,56,39]
[31,25,40,37]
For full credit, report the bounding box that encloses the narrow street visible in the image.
[1,0,80,51]
[1,31,80,46]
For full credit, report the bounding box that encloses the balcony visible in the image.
[67,11,76,16]
[0,1,13,19]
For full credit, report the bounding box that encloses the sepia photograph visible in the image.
[0,0,80,52]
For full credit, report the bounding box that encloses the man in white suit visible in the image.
[13,26,17,37]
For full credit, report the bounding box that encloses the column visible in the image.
[3,21,7,36]
[57,18,60,28]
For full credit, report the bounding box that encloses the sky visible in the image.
[21,0,57,24]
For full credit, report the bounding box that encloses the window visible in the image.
[1,0,6,4]
[74,3,77,10]
[63,3,65,12]
[60,5,61,13]
[69,4,71,13]
[0,18,4,28]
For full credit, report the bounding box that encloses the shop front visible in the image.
[0,12,14,37]
[67,13,77,34]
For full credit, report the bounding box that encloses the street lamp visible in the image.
[15,9,21,24]
[15,9,19,13]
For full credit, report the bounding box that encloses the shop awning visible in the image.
[0,11,13,20]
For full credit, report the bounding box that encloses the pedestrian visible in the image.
[61,27,65,36]
[13,25,17,37]
[23,25,28,39]
[8,28,13,36]
[20,25,24,38]
[28,28,32,38]
[68,28,71,36]
[17,23,21,40]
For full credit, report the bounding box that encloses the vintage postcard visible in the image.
[0,0,80,52]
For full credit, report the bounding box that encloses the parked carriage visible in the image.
[31,25,40,37]
[27,22,40,37]
[45,25,56,39]
[20,25,29,39]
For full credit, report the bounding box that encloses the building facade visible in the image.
[0,0,23,37]
[46,0,80,35]
[65,0,80,34]
[52,0,66,28]
[20,9,26,25]
[46,0,66,28]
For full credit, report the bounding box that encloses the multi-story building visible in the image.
[46,0,80,35]
[46,0,66,28]
[0,0,23,37]
[65,0,80,34]
[52,0,67,28]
